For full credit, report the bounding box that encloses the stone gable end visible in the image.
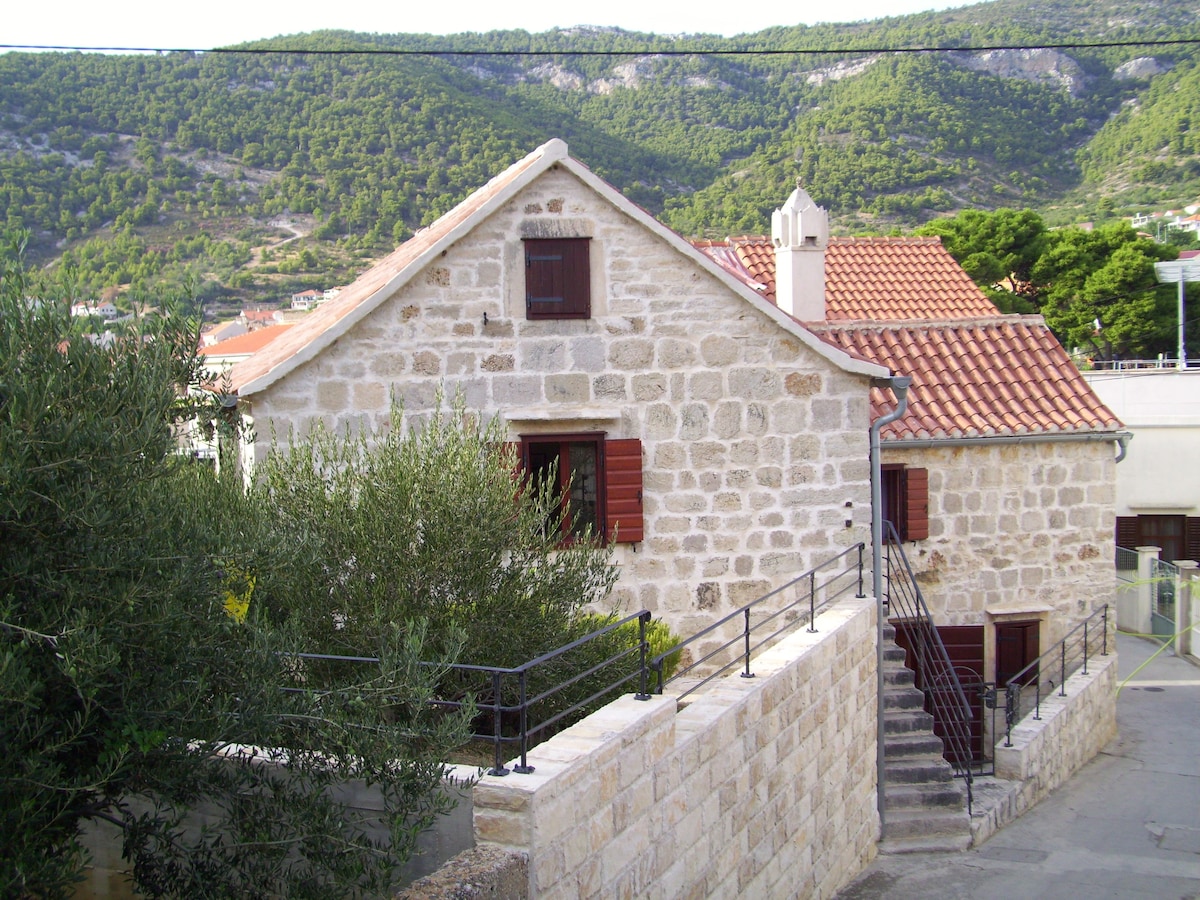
[243,165,875,634]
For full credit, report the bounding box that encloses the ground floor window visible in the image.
[518,434,643,546]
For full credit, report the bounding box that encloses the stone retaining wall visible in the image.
[468,596,879,899]
[989,652,1118,825]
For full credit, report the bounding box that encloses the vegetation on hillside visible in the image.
[0,0,1198,308]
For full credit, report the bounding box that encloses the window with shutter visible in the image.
[519,434,642,545]
[524,238,591,319]
[880,463,929,542]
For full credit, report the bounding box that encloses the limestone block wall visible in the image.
[242,167,874,637]
[884,439,1117,648]
[988,652,1117,831]
[470,597,879,900]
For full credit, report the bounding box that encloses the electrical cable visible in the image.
[2,36,1200,57]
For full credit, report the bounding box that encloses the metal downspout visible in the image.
[1115,432,1131,464]
[870,375,912,830]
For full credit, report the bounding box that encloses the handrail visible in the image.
[282,544,870,779]
[649,543,867,699]
[287,608,654,776]
[1001,604,1109,747]
[881,521,975,813]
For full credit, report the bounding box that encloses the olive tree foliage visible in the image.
[0,236,471,899]
[250,400,621,678]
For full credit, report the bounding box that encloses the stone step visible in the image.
[883,806,974,849]
[882,666,916,687]
[881,689,926,711]
[882,781,969,811]
[885,759,958,785]
[882,732,948,758]
[882,708,936,735]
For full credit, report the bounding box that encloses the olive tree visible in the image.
[0,238,471,899]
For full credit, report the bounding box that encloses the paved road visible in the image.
[836,633,1200,900]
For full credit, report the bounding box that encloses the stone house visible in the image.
[225,139,892,640]
[697,188,1125,693]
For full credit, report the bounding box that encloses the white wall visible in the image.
[1084,368,1200,516]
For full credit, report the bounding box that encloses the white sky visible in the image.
[3,0,983,51]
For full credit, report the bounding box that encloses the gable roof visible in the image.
[697,235,1121,441]
[812,318,1121,440]
[698,235,1001,320]
[228,140,886,397]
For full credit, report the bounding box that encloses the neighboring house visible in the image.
[199,323,294,375]
[290,289,324,311]
[201,320,248,347]
[239,308,283,329]
[70,300,119,319]
[226,139,891,639]
[182,324,294,464]
[1083,364,1200,563]
[696,185,1124,691]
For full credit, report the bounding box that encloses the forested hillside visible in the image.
[1,0,1198,307]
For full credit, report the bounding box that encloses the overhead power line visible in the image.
[2,36,1200,57]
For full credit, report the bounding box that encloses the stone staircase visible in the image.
[879,623,972,853]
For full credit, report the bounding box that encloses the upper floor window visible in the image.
[524,238,591,319]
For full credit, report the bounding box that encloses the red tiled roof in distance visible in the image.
[199,323,293,358]
[813,317,1122,440]
[697,236,1000,321]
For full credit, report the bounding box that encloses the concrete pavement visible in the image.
[836,632,1200,900]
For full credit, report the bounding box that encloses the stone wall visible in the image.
[469,597,879,899]
[242,166,875,638]
[884,439,1116,652]
[986,652,1117,834]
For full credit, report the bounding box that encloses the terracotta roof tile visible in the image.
[811,318,1122,440]
[199,323,293,356]
[699,235,1000,320]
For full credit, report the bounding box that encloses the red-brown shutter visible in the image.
[603,438,643,544]
[524,238,591,319]
[903,467,929,541]
[1185,517,1200,564]
[1115,516,1139,550]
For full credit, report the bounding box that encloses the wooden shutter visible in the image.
[1186,517,1200,564]
[603,438,643,544]
[903,467,929,541]
[525,238,590,319]
[1115,516,1139,550]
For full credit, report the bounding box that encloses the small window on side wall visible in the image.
[524,238,591,319]
[881,464,929,542]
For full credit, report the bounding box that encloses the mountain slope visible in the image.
[0,0,1197,301]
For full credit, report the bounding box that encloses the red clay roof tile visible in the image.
[812,318,1121,440]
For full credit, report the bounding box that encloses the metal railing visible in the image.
[283,544,868,778]
[1151,558,1178,622]
[1001,604,1110,747]
[1115,545,1138,582]
[649,543,867,699]
[288,609,655,777]
[881,521,976,812]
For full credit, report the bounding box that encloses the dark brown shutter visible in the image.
[525,238,591,319]
[1186,517,1200,564]
[903,467,929,541]
[603,438,643,544]
[1115,516,1139,550]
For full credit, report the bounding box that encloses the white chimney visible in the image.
[771,183,828,320]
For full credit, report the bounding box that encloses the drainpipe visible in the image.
[869,375,911,830]
[1115,432,1131,464]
